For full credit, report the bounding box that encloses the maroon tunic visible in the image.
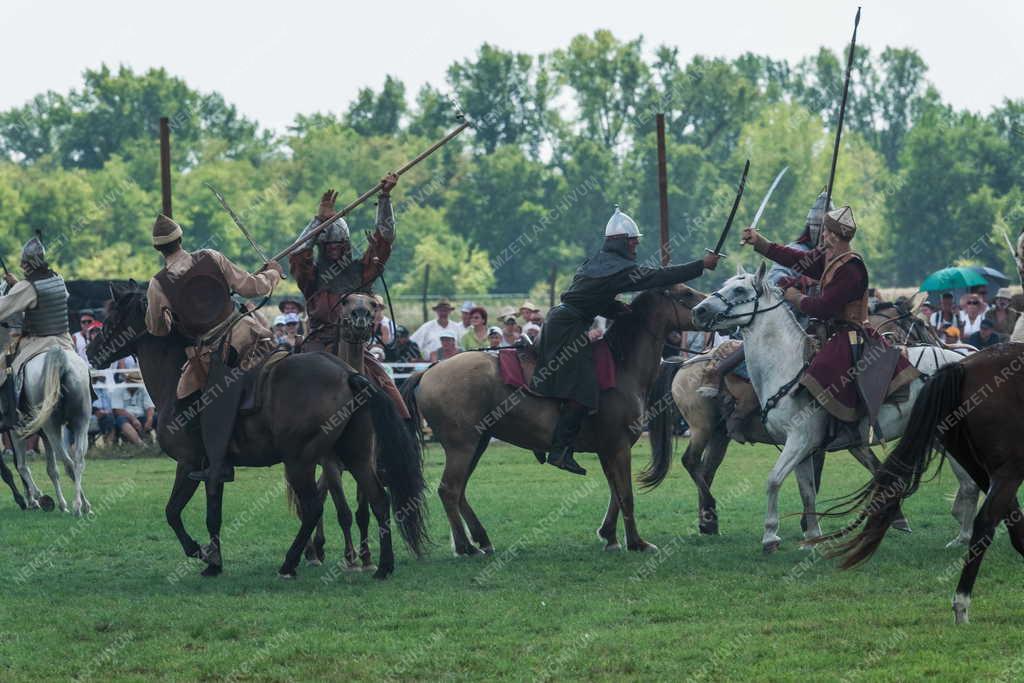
[763,243,918,422]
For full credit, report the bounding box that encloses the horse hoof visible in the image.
[946,538,968,549]
[763,540,781,554]
[277,571,296,580]
[38,495,55,512]
[361,564,378,573]
[642,543,659,554]
[603,543,621,553]
[201,564,223,578]
[892,518,913,533]
[699,523,719,536]
[306,558,322,567]
[372,567,392,580]
[479,545,495,555]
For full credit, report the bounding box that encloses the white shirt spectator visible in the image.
[958,311,984,337]
[72,331,90,364]
[111,386,155,418]
[410,319,465,357]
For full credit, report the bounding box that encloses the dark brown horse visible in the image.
[401,285,705,555]
[816,343,1024,624]
[87,282,427,579]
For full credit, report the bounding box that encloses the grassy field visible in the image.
[1,439,1022,682]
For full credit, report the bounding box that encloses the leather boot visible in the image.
[697,345,746,398]
[546,402,588,476]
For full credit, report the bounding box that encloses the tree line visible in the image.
[1,30,1022,295]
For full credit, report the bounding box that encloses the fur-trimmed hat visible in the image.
[152,214,183,246]
[824,206,856,240]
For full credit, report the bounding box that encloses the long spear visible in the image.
[817,6,862,249]
[272,117,472,262]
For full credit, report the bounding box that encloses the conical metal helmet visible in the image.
[604,206,642,238]
[21,236,46,269]
[318,216,350,244]
[805,191,835,243]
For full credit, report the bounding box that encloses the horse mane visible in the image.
[604,290,661,361]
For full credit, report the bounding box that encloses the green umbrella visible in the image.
[920,267,989,292]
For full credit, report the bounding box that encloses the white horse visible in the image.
[692,264,970,553]
[11,347,93,515]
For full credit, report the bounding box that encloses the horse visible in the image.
[0,319,28,510]
[295,293,381,572]
[6,345,92,515]
[690,263,969,553]
[644,291,981,547]
[87,282,427,579]
[401,285,706,555]
[815,344,1024,624]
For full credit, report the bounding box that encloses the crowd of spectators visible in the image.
[916,285,1017,348]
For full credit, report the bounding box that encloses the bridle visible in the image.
[703,279,788,330]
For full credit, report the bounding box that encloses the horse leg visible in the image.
[355,487,373,570]
[200,481,225,577]
[11,435,42,508]
[1004,497,1024,559]
[278,463,323,579]
[608,444,654,553]
[953,476,1021,624]
[596,453,620,551]
[763,439,816,554]
[794,455,822,540]
[0,446,26,509]
[459,434,493,553]
[67,415,91,516]
[39,430,68,513]
[848,445,911,532]
[324,464,360,570]
[344,457,394,579]
[438,444,480,557]
[165,462,203,559]
[947,455,983,548]
[303,472,329,566]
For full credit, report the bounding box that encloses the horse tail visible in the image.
[18,348,66,437]
[350,374,430,557]
[639,360,682,490]
[400,370,427,451]
[814,362,965,568]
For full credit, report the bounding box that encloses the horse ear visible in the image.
[128,278,139,292]
[735,262,747,277]
[754,261,768,287]
[909,291,928,313]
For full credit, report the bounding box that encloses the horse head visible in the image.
[87,280,147,369]
[337,293,378,345]
[649,284,708,334]
[692,262,780,331]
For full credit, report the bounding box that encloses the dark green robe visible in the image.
[531,239,705,409]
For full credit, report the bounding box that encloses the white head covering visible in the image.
[605,207,641,238]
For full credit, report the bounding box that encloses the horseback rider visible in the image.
[288,174,410,418]
[0,237,74,431]
[740,205,918,427]
[145,214,284,483]
[698,192,834,437]
[532,207,721,475]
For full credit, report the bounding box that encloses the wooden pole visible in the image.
[159,117,173,218]
[655,113,670,266]
[421,264,431,324]
[548,264,557,308]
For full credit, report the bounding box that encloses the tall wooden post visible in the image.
[421,264,431,323]
[159,117,173,218]
[548,264,557,308]
[655,113,670,266]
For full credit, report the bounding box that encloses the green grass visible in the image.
[1,440,1022,682]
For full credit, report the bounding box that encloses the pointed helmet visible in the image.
[604,206,641,238]
[805,191,835,244]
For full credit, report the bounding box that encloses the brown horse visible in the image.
[401,285,705,555]
[87,282,427,579]
[815,343,1024,624]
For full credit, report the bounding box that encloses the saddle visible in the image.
[238,348,291,415]
[498,340,616,394]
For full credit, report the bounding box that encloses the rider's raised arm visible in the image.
[288,218,319,299]
[360,193,396,284]
[208,250,281,298]
[620,259,706,293]
[755,241,826,279]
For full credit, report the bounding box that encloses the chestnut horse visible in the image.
[401,286,706,555]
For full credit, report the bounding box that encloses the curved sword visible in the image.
[750,166,789,230]
[707,159,750,257]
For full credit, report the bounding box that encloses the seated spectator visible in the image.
[487,326,503,350]
[112,370,156,446]
[519,300,541,323]
[273,315,290,348]
[459,301,476,330]
[430,331,459,362]
[498,307,520,346]
[930,292,958,330]
[386,325,423,362]
[522,322,541,345]
[371,295,396,347]
[985,288,1018,336]
[967,318,1002,349]
[959,295,985,337]
[944,326,961,345]
[461,306,490,350]
[278,298,306,334]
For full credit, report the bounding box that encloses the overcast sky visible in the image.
[3,0,1020,132]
